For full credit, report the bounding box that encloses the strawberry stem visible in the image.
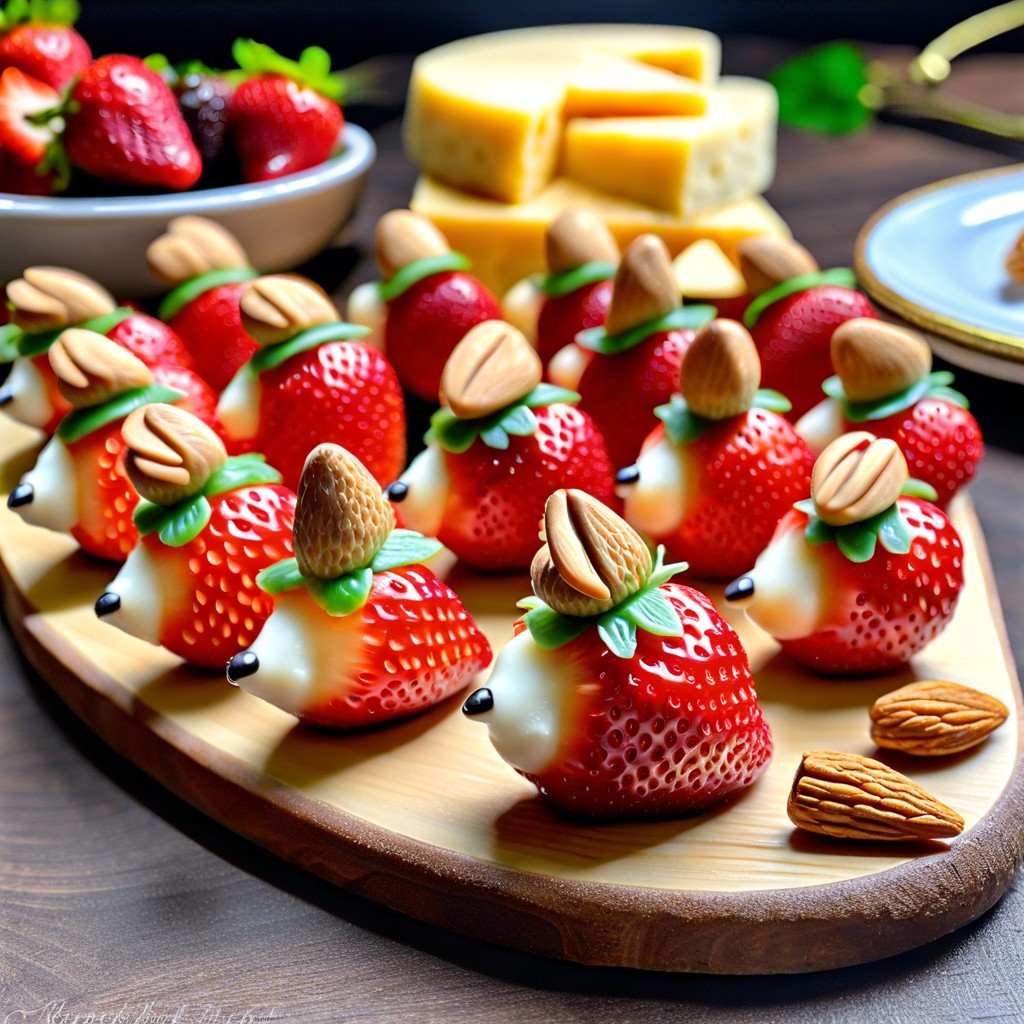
[231,38,348,101]
[0,0,78,29]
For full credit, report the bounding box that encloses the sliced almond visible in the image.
[439,320,542,418]
[870,680,1009,756]
[831,318,932,403]
[680,319,760,419]
[532,489,652,617]
[239,275,339,345]
[8,267,117,333]
[604,234,679,337]
[788,750,964,841]
[147,215,250,285]
[375,209,450,280]
[49,328,154,409]
[545,207,619,274]
[811,432,907,527]
[293,443,395,579]
[123,403,228,505]
[737,236,819,296]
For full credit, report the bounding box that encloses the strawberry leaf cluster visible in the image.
[655,389,792,445]
[795,496,924,563]
[536,261,616,298]
[0,307,134,362]
[576,304,715,355]
[822,369,967,421]
[376,253,472,302]
[246,321,371,374]
[743,267,857,329]
[55,382,187,444]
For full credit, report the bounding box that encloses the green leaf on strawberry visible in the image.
[427,382,580,453]
[232,39,347,101]
[306,568,373,617]
[55,382,187,444]
[576,304,716,355]
[248,321,371,374]
[655,389,792,444]
[537,261,617,299]
[743,268,859,329]
[795,497,911,563]
[12,307,135,359]
[376,252,472,302]
[158,267,259,323]
[821,370,967,421]
[0,323,20,364]
[369,529,443,572]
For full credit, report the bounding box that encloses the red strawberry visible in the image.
[217,275,405,490]
[150,362,223,436]
[229,39,344,183]
[463,490,772,819]
[0,65,60,192]
[726,433,964,676]
[618,319,813,580]
[0,1,91,92]
[537,279,612,368]
[64,54,202,190]
[0,142,54,193]
[388,321,615,572]
[96,405,296,669]
[227,444,492,728]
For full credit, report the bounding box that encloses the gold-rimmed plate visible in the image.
[854,164,1024,383]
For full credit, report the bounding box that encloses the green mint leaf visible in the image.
[429,408,482,454]
[597,613,637,659]
[371,529,443,571]
[0,323,21,364]
[18,307,135,358]
[158,267,258,322]
[875,504,912,555]
[133,500,168,536]
[840,377,930,423]
[521,382,580,408]
[55,383,187,444]
[248,321,371,374]
[205,454,281,496]
[377,253,471,302]
[524,603,590,650]
[655,393,710,445]
[619,588,682,638]
[577,304,715,355]
[744,268,858,329]
[256,557,305,595]
[902,477,939,502]
[307,567,374,617]
[157,495,212,547]
[836,521,878,562]
[804,514,835,547]
[754,388,793,414]
[479,424,510,449]
[537,261,616,298]
[497,404,537,437]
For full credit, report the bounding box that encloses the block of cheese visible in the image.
[410,175,790,295]
[563,77,777,216]
[404,24,721,204]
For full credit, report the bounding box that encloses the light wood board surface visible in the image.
[1,416,1021,974]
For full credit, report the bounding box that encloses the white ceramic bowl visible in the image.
[0,123,375,298]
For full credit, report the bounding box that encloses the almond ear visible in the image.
[375,210,451,279]
[680,319,760,419]
[8,267,117,333]
[50,328,154,408]
[738,236,819,296]
[546,207,619,273]
[811,432,908,527]
[147,216,250,285]
[239,275,339,345]
[604,235,679,336]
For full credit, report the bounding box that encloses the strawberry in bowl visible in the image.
[724,432,964,676]
[463,489,773,819]
[95,403,296,670]
[225,443,492,728]
[0,0,91,93]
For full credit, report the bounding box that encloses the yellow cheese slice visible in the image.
[410,175,790,295]
[404,24,721,204]
[562,77,778,216]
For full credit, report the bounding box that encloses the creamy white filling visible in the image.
[216,368,261,441]
[394,443,449,539]
[475,629,580,775]
[546,343,590,391]
[346,282,387,351]
[794,397,844,457]
[742,525,825,640]
[4,356,55,429]
[15,437,78,533]
[500,278,543,345]
[619,435,691,536]
[103,544,166,646]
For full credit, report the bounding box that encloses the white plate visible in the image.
[854,165,1024,383]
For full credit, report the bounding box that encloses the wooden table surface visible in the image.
[3,39,1024,1024]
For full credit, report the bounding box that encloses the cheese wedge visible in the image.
[404,24,721,204]
[563,77,777,216]
[410,175,790,295]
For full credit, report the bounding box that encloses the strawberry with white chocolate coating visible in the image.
[226,444,492,728]
[346,209,502,401]
[616,318,812,580]
[795,318,983,507]
[217,274,405,491]
[463,489,773,819]
[149,216,261,392]
[95,404,296,669]
[574,234,714,470]
[8,330,195,561]
[386,320,614,572]
[725,432,964,676]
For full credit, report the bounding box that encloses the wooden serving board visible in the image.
[1,418,1022,975]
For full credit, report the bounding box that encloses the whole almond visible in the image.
[49,328,154,408]
[738,236,819,296]
[147,216,250,285]
[604,234,679,336]
[8,267,117,333]
[811,432,908,527]
[788,750,964,841]
[546,207,620,274]
[831,319,932,403]
[680,319,760,419]
[439,320,542,418]
[532,489,652,617]
[375,209,451,280]
[293,444,395,579]
[870,680,1009,756]
[123,403,228,505]
[239,275,338,345]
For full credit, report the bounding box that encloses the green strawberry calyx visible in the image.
[537,261,616,299]
[0,307,135,363]
[518,545,689,659]
[794,476,939,563]
[426,382,579,454]
[0,0,79,29]
[133,454,282,548]
[246,321,371,374]
[158,267,259,323]
[576,304,715,356]
[55,383,187,445]
[377,252,472,302]
[255,529,443,617]
[654,389,792,445]
[822,370,968,422]
[743,267,858,329]
[232,38,347,101]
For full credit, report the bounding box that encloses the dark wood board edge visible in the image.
[1,500,1022,976]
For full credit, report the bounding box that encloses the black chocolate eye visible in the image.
[0,385,13,406]
[95,592,121,617]
[385,480,408,502]
[724,576,755,603]
[7,483,34,508]
[615,465,640,486]
[226,650,260,683]
[462,687,494,716]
